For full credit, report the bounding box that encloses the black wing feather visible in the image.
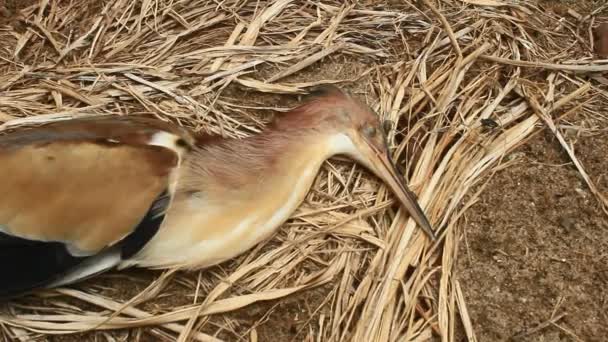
[0,190,170,299]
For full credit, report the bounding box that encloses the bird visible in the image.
[0,85,434,299]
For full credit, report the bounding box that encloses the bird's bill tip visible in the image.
[364,149,436,241]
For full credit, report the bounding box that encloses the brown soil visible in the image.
[451,4,608,342]
[456,130,608,342]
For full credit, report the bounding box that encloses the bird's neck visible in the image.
[181,129,336,199]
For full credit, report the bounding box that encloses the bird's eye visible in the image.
[362,125,377,137]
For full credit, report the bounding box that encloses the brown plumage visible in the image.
[1,142,171,252]
[0,85,434,298]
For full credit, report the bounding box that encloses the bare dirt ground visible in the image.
[453,2,608,340]
[456,130,608,342]
[1,0,607,341]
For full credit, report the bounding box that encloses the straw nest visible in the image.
[0,0,606,341]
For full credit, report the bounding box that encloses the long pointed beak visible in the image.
[364,146,436,241]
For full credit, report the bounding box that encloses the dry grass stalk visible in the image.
[481,55,608,72]
[0,0,603,341]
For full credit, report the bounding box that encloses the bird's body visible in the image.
[127,127,337,269]
[0,86,434,298]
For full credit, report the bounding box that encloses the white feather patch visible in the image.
[46,249,122,288]
[328,133,359,156]
[66,243,97,257]
[148,131,181,154]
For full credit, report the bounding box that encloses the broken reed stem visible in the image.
[481,55,608,73]
[510,313,568,340]
[420,0,462,59]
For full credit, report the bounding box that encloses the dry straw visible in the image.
[0,0,605,341]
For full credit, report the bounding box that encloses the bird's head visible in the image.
[275,85,435,240]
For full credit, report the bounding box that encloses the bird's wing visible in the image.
[0,115,194,297]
